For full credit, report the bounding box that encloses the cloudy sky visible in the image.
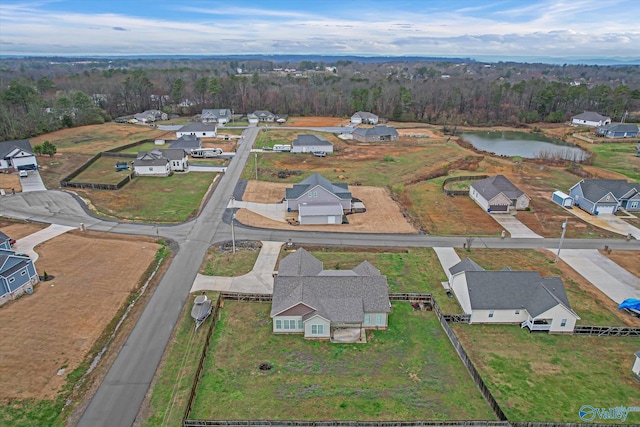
[0,0,638,60]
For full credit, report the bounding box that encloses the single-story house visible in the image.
[469,175,530,213]
[448,258,579,333]
[168,135,202,153]
[201,109,232,125]
[633,351,640,380]
[270,248,390,342]
[176,123,217,138]
[292,135,334,154]
[571,111,611,127]
[253,110,276,122]
[595,123,639,139]
[285,173,352,224]
[133,149,170,176]
[351,111,379,125]
[352,125,399,143]
[0,250,39,306]
[0,231,12,250]
[247,113,259,125]
[0,139,38,171]
[134,110,167,123]
[569,179,640,214]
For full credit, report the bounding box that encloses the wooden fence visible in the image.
[184,421,510,427]
[442,175,488,196]
[573,325,640,336]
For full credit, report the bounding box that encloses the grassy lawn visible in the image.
[200,246,261,276]
[190,302,495,421]
[70,156,134,184]
[255,129,340,149]
[452,324,640,423]
[454,249,637,326]
[589,142,640,182]
[77,172,216,222]
[141,292,217,427]
[118,141,158,154]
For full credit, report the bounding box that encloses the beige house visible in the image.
[469,175,530,213]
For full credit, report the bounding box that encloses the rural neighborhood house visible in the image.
[200,109,232,125]
[270,248,390,342]
[0,139,38,171]
[291,134,334,154]
[571,111,611,127]
[595,123,640,139]
[284,173,352,224]
[176,123,217,138]
[133,109,168,123]
[569,179,640,214]
[352,125,399,142]
[350,111,379,125]
[469,175,531,213]
[0,232,39,306]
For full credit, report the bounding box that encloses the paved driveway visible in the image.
[564,207,640,239]
[228,200,286,222]
[490,213,543,238]
[13,224,76,261]
[19,169,47,192]
[551,249,640,304]
[188,165,227,172]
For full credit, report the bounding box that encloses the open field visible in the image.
[453,324,640,423]
[454,249,640,326]
[284,116,347,127]
[76,173,217,223]
[190,302,495,421]
[70,156,134,184]
[255,128,343,150]
[0,230,160,426]
[200,246,261,276]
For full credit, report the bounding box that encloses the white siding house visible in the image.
[0,140,38,171]
[571,111,611,127]
[176,123,217,138]
[469,175,530,213]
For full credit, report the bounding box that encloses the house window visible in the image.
[488,311,494,318]
[311,324,324,335]
[561,319,567,327]
[297,320,303,330]
[632,202,639,208]
[376,314,383,325]
[9,277,15,283]
[275,320,282,330]
[149,167,153,171]
[283,320,289,330]
[21,270,26,276]
[364,314,370,325]
[515,310,520,315]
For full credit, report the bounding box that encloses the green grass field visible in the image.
[589,142,640,182]
[70,156,134,184]
[453,324,640,423]
[189,302,495,421]
[201,247,261,276]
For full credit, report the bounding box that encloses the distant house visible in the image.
[469,175,530,213]
[292,135,334,154]
[448,258,579,333]
[168,135,202,153]
[595,123,639,139]
[351,111,379,125]
[201,109,232,125]
[352,125,399,143]
[176,123,217,138]
[0,250,39,306]
[253,110,276,122]
[571,111,611,127]
[569,179,640,214]
[134,109,168,123]
[270,248,390,342]
[0,231,12,250]
[285,173,352,225]
[247,113,259,125]
[0,139,37,171]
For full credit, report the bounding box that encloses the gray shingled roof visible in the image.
[573,111,610,122]
[598,123,639,133]
[201,109,231,120]
[277,248,324,276]
[169,135,201,150]
[0,231,9,243]
[285,173,351,200]
[253,110,275,118]
[464,270,576,318]
[449,258,485,276]
[178,123,217,133]
[470,175,526,201]
[293,134,333,147]
[0,139,33,159]
[353,111,378,120]
[161,148,187,161]
[352,125,398,137]
[352,261,381,276]
[1,257,29,276]
[577,179,640,203]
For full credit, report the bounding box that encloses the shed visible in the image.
[552,191,574,208]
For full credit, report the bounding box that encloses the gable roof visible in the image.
[0,231,9,244]
[271,249,390,322]
[201,109,231,120]
[470,175,527,201]
[293,134,333,147]
[576,179,640,203]
[572,111,610,122]
[449,258,485,276]
[352,125,398,137]
[161,148,187,161]
[598,123,639,133]
[352,111,378,120]
[285,173,351,200]
[169,135,201,150]
[0,139,34,159]
[178,123,217,133]
[134,149,169,166]
[253,110,275,118]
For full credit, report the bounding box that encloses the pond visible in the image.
[461,131,589,161]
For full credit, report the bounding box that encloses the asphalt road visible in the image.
[0,125,638,426]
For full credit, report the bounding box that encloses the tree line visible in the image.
[1,58,639,141]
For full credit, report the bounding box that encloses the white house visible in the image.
[133,149,171,176]
[134,110,168,123]
[351,111,379,125]
[571,111,611,127]
[0,139,38,171]
[201,109,232,125]
[469,175,530,213]
[292,135,334,154]
[176,123,217,138]
[448,258,580,334]
[284,173,352,224]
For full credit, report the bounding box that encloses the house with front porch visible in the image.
[0,250,39,306]
[253,110,276,122]
[134,109,167,123]
[133,148,189,176]
[569,179,640,214]
[270,248,390,342]
[469,175,530,213]
[285,173,352,225]
[0,139,38,171]
[448,258,579,333]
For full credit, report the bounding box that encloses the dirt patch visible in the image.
[600,250,640,278]
[285,117,347,127]
[237,180,416,233]
[0,173,22,193]
[0,222,47,240]
[0,230,160,401]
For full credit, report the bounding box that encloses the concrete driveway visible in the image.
[190,241,283,294]
[18,169,47,192]
[490,213,543,238]
[564,208,640,239]
[551,249,640,304]
[13,224,76,262]
[228,199,286,222]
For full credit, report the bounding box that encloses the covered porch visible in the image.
[521,318,552,332]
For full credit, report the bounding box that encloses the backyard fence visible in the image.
[184,421,510,427]
[442,175,488,196]
[573,325,640,336]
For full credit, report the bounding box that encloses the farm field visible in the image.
[0,229,161,426]
[189,302,495,421]
[452,323,640,423]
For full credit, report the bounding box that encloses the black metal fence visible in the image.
[442,175,488,196]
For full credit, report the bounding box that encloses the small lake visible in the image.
[461,131,589,161]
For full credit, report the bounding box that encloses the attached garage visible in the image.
[488,204,509,212]
[298,204,344,225]
[595,204,617,215]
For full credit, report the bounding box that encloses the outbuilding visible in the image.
[552,190,574,208]
[292,135,334,154]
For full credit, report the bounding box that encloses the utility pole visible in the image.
[255,152,258,180]
[555,218,568,263]
[230,195,236,254]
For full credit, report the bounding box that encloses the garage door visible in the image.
[595,205,616,214]
[489,204,509,212]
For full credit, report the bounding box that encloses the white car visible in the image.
[19,170,28,177]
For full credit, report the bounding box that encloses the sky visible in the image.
[0,0,639,61]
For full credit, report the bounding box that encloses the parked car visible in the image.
[19,170,28,177]
[312,151,327,157]
[17,164,37,171]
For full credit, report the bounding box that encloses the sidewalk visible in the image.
[190,241,284,294]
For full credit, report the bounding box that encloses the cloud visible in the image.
[112,26,127,31]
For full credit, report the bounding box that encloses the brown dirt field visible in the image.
[600,250,640,278]
[38,152,94,189]
[0,222,47,240]
[0,231,160,401]
[0,172,22,193]
[285,116,347,127]
[238,180,416,233]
